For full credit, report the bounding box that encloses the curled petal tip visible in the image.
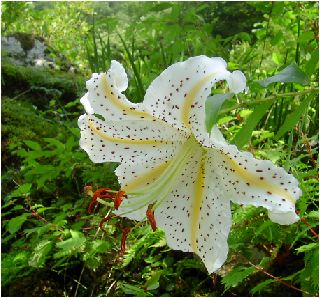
[80,93,94,114]
[227,70,247,94]
[268,210,300,225]
[109,60,128,92]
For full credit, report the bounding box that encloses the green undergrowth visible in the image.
[1,1,319,297]
[1,59,86,108]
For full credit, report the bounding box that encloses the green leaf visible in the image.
[256,62,310,87]
[177,258,204,271]
[222,266,255,291]
[250,279,274,294]
[7,213,30,234]
[232,101,273,149]
[305,49,319,76]
[121,283,151,296]
[8,183,32,198]
[296,242,318,254]
[205,93,234,132]
[149,2,172,12]
[144,270,162,290]
[54,230,86,258]
[118,33,144,100]
[275,95,313,140]
[91,240,113,253]
[29,240,52,268]
[122,229,165,267]
[43,138,65,151]
[24,140,42,151]
[306,210,319,219]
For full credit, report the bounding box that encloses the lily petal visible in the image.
[143,56,246,140]
[143,56,231,132]
[154,144,232,273]
[204,138,301,225]
[226,70,247,94]
[81,60,152,121]
[78,114,187,163]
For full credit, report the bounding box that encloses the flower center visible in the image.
[116,136,200,217]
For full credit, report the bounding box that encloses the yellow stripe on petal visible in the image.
[182,73,216,129]
[123,161,171,193]
[88,118,173,145]
[100,73,152,119]
[225,155,296,205]
[191,151,207,254]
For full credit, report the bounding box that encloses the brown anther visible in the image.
[84,185,93,196]
[114,190,127,210]
[99,214,114,233]
[146,205,157,231]
[88,188,115,214]
[121,227,131,253]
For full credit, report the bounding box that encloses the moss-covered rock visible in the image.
[1,60,86,108]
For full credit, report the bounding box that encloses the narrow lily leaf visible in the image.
[205,93,234,133]
[296,242,318,253]
[232,101,273,149]
[275,95,313,140]
[118,33,145,100]
[256,62,310,87]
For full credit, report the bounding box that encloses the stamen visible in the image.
[88,188,115,214]
[99,214,114,233]
[121,227,131,253]
[146,205,157,231]
[114,190,127,210]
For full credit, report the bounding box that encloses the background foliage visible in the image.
[1,1,319,296]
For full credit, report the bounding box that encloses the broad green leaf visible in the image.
[121,283,151,296]
[275,95,313,140]
[24,140,42,151]
[296,242,318,254]
[305,49,319,76]
[144,271,162,290]
[232,101,273,149]
[24,224,52,237]
[55,230,86,258]
[177,258,204,270]
[43,138,65,151]
[306,211,319,219]
[298,31,315,44]
[8,183,32,198]
[7,213,30,234]
[91,240,113,253]
[250,279,274,294]
[29,240,52,268]
[256,62,310,87]
[222,266,255,291]
[205,93,234,133]
[149,2,172,11]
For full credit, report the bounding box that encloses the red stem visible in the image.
[248,261,316,296]
[296,210,319,239]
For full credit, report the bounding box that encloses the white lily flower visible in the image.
[78,56,301,273]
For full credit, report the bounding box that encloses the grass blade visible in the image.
[275,95,313,140]
[231,101,273,149]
